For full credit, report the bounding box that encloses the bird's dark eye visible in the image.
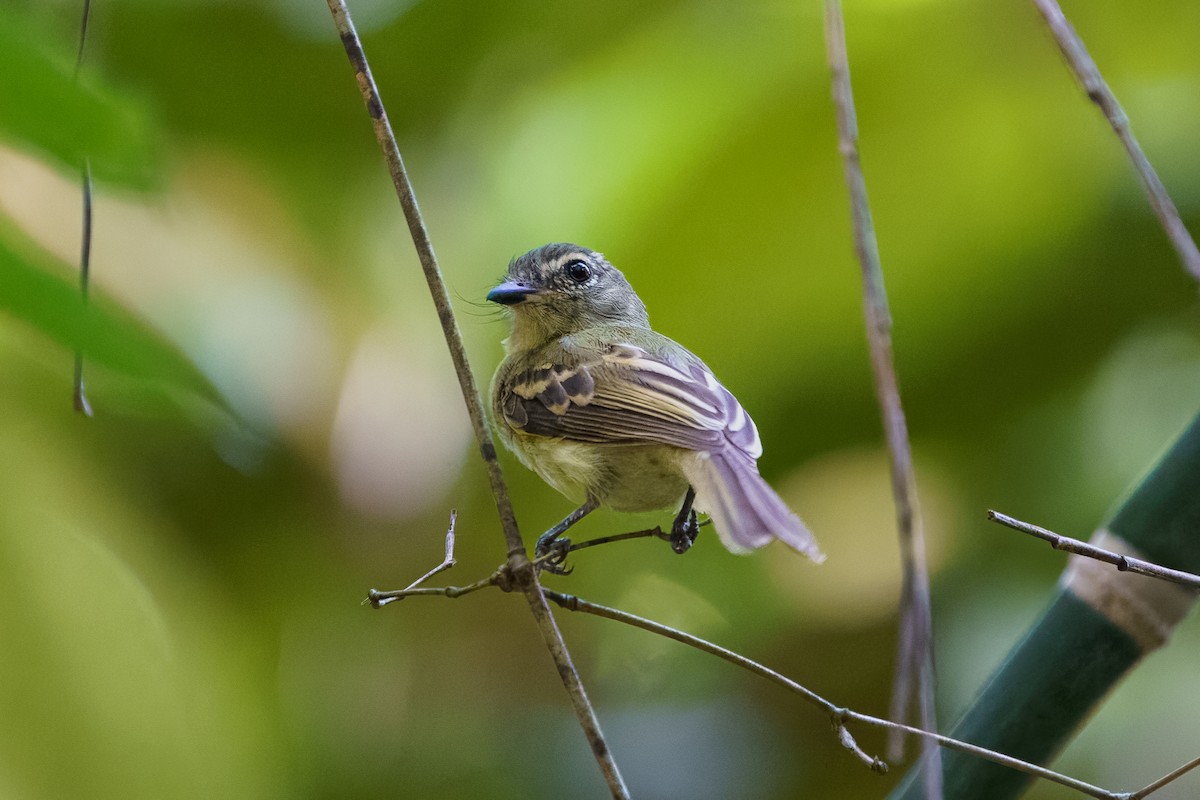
[565,259,592,283]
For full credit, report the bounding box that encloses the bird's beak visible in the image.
[487,281,540,306]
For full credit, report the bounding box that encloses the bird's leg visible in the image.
[535,498,599,575]
[669,487,701,554]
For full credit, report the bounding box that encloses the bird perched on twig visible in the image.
[488,243,823,572]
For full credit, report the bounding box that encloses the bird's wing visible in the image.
[499,342,761,458]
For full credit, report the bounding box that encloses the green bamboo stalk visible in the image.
[890,412,1200,799]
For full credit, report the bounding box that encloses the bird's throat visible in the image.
[503,310,568,355]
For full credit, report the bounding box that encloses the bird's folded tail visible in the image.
[683,449,824,562]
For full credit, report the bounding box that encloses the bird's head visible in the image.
[488,243,649,351]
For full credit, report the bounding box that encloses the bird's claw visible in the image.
[535,533,574,575]
[669,509,700,554]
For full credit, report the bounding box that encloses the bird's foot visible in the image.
[535,532,573,575]
[669,508,700,555]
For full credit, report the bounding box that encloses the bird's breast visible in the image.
[506,432,690,513]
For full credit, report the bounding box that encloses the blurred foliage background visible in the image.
[1,0,1198,798]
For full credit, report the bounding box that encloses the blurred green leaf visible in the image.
[0,13,159,189]
[0,222,219,403]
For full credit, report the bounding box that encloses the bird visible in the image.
[487,242,823,571]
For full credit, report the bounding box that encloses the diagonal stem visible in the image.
[324,3,628,796]
[1031,0,1200,284]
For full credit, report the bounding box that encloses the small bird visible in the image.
[488,243,823,570]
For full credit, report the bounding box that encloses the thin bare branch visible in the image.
[411,509,458,586]
[368,511,460,607]
[73,0,94,416]
[1128,755,1200,800]
[988,510,1200,590]
[324,3,628,796]
[836,721,889,774]
[74,0,92,76]
[544,589,1123,800]
[73,161,93,417]
[567,527,667,552]
[564,518,712,556]
[1031,0,1200,284]
[367,570,501,607]
[823,1,939,786]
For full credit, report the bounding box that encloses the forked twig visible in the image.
[369,511,459,607]
[366,522,661,607]
[324,3,628,796]
[1031,0,1200,284]
[988,510,1200,590]
[368,572,500,606]
[823,1,939,787]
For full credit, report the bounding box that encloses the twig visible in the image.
[367,570,501,607]
[367,515,708,602]
[565,519,711,555]
[543,589,1129,800]
[568,527,667,552]
[544,589,832,712]
[324,3,628,796]
[74,0,92,75]
[835,720,889,774]
[987,510,1200,590]
[406,509,457,588]
[369,523,672,607]
[73,162,93,417]
[72,0,94,416]
[368,511,459,607]
[1128,755,1200,800]
[823,1,940,786]
[1031,0,1200,284]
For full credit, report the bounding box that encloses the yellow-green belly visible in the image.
[507,432,691,512]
